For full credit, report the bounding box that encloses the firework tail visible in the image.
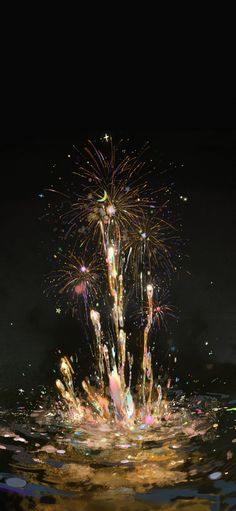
[142,284,154,409]
[109,366,126,420]
[90,309,105,392]
[82,379,110,419]
[56,357,83,417]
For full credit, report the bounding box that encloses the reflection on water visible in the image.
[0,391,236,510]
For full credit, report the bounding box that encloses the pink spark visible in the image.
[75,283,86,294]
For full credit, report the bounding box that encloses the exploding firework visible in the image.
[122,214,176,281]
[48,137,180,425]
[63,139,153,246]
[46,252,102,312]
[152,286,176,329]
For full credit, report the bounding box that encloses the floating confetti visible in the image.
[5,477,26,488]
[39,444,57,453]
[209,471,222,480]
[13,437,28,443]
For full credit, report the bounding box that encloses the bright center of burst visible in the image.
[106,204,116,216]
[80,266,87,272]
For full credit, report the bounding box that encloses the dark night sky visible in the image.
[1,83,236,400]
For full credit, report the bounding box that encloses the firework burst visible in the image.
[47,137,181,424]
[63,139,154,248]
[123,214,176,280]
[47,252,102,307]
[152,287,176,329]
